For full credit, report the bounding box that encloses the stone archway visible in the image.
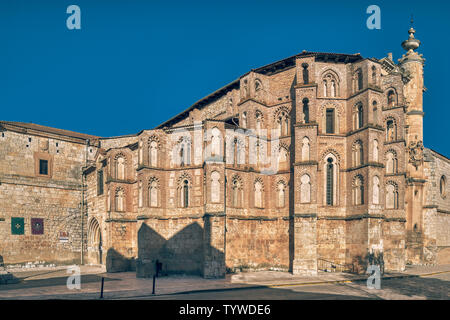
[88,218,103,265]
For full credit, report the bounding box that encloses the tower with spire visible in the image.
[398,21,427,263]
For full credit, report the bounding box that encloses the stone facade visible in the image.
[1,27,449,276]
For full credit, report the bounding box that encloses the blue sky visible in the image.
[0,0,448,155]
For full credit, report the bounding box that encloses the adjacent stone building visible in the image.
[1,27,449,276]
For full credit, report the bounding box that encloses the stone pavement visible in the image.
[0,264,448,299]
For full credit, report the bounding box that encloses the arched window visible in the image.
[357,69,363,91]
[149,178,159,207]
[352,141,364,167]
[440,176,447,198]
[277,181,286,208]
[387,90,396,107]
[326,157,334,205]
[116,156,125,180]
[232,138,244,166]
[373,139,379,162]
[231,176,243,208]
[149,141,158,166]
[255,79,262,92]
[386,182,399,209]
[138,140,143,165]
[302,98,309,123]
[300,174,311,203]
[211,127,221,157]
[322,71,339,97]
[331,80,336,97]
[179,137,191,167]
[182,180,189,208]
[373,101,378,125]
[302,63,309,84]
[254,179,263,208]
[107,189,111,211]
[373,176,380,205]
[352,175,364,205]
[353,103,364,130]
[115,187,125,212]
[242,112,247,129]
[138,181,143,208]
[371,66,377,85]
[211,171,220,203]
[275,109,290,136]
[326,108,335,134]
[255,111,263,136]
[386,119,396,142]
[386,151,398,174]
[301,137,310,161]
[278,146,288,170]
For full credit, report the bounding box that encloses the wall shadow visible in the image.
[136,221,224,278]
[106,248,135,273]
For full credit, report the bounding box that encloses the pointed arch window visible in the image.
[182,180,189,208]
[277,181,286,208]
[352,175,364,205]
[254,179,263,208]
[386,120,397,142]
[352,141,364,167]
[300,174,311,203]
[115,188,125,212]
[326,109,335,134]
[386,182,399,209]
[211,127,221,157]
[387,90,397,107]
[326,158,334,205]
[149,178,159,207]
[116,156,125,180]
[231,176,243,208]
[440,175,447,198]
[149,141,158,167]
[138,181,143,208]
[373,176,380,205]
[373,139,379,162]
[179,138,191,167]
[302,63,309,84]
[301,137,310,161]
[302,98,309,123]
[211,171,220,203]
[386,151,398,174]
[373,101,378,125]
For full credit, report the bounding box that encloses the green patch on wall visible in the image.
[11,217,24,235]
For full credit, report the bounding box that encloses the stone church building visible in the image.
[0,27,449,277]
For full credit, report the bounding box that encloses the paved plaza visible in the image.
[0,264,448,300]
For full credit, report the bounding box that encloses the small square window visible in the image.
[39,159,48,175]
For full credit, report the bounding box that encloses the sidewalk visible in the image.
[0,264,448,299]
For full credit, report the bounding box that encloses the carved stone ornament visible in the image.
[408,140,424,169]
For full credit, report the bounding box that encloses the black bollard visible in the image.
[152,275,156,294]
[100,276,104,299]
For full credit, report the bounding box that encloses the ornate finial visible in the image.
[402,18,420,52]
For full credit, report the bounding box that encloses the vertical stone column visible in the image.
[292,214,318,275]
[398,26,428,264]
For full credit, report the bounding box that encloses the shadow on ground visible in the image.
[0,274,119,291]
